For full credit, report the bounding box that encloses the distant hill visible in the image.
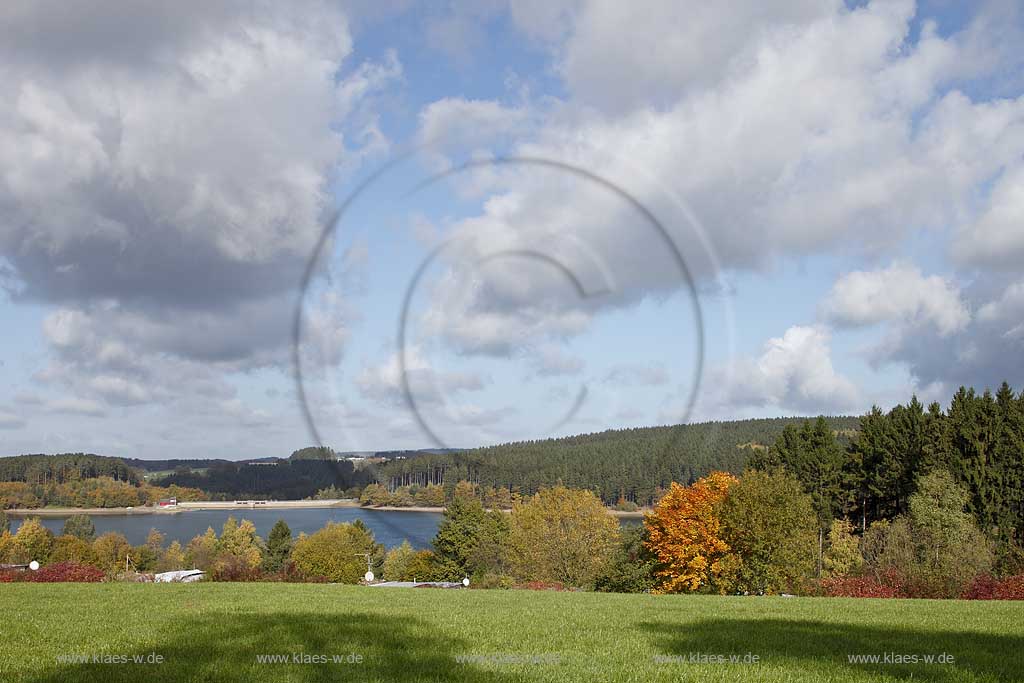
[379,416,861,505]
[121,458,235,472]
[0,453,139,485]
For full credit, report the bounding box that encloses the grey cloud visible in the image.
[0,1,398,413]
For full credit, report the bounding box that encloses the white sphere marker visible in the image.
[364,571,374,582]
[462,577,470,587]
[29,560,40,571]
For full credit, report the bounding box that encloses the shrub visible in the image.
[961,574,1024,600]
[515,581,566,591]
[593,524,656,593]
[49,535,97,566]
[210,554,265,582]
[91,532,131,573]
[0,562,105,583]
[290,521,383,583]
[821,569,903,598]
[470,572,514,589]
[383,540,416,581]
[32,562,106,583]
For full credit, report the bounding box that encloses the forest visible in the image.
[157,459,375,500]
[376,416,862,505]
[0,453,140,485]
[750,384,1024,568]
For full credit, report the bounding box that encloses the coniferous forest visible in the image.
[378,416,862,504]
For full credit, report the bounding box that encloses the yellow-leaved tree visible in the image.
[509,485,620,588]
[644,471,737,593]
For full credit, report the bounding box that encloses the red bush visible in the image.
[33,562,106,582]
[821,570,904,598]
[0,562,105,583]
[961,574,1024,600]
[209,557,265,582]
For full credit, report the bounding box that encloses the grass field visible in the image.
[1,585,1021,683]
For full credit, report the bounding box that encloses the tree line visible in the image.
[376,417,861,505]
[0,454,139,486]
[158,460,375,500]
[750,383,1024,570]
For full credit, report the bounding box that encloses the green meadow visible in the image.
[1,584,1021,682]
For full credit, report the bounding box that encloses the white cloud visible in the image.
[418,97,528,148]
[709,325,860,414]
[355,348,487,406]
[413,1,1024,364]
[46,397,107,418]
[955,164,1024,269]
[555,0,839,113]
[822,262,970,335]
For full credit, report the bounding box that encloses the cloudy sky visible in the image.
[1,0,1023,459]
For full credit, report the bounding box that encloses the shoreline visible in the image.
[353,505,646,518]
[6,500,646,518]
[6,499,361,517]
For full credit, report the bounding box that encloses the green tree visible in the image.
[11,517,54,564]
[50,534,96,565]
[404,549,440,582]
[215,517,263,571]
[432,496,490,578]
[0,510,9,535]
[908,469,993,596]
[156,540,186,572]
[61,514,96,542]
[509,485,620,587]
[290,522,383,583]
[593,524,656,593]
[755,417,845,537]
[185,527,219,571]
[91,532,131,573]
[382,540,417,581]
[717,470,818,594]
[822,518,863,578]
[262,519,293,573]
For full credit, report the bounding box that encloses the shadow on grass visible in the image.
[643,617,1024,682]
[30,612,522,683]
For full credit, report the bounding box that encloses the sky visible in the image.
[1,0,1023,460]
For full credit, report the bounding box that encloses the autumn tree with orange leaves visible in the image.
[643,471,738,593]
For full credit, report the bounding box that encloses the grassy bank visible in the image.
[1,584,1020,682]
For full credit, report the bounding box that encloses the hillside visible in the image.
[0,453,139,485]
[379,416,861,505]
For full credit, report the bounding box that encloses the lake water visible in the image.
[11,508,444,549]
[10,508,642,549]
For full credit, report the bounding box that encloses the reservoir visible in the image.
[11,508,445,549]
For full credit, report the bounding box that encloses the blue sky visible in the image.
[1,0,1023,459]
